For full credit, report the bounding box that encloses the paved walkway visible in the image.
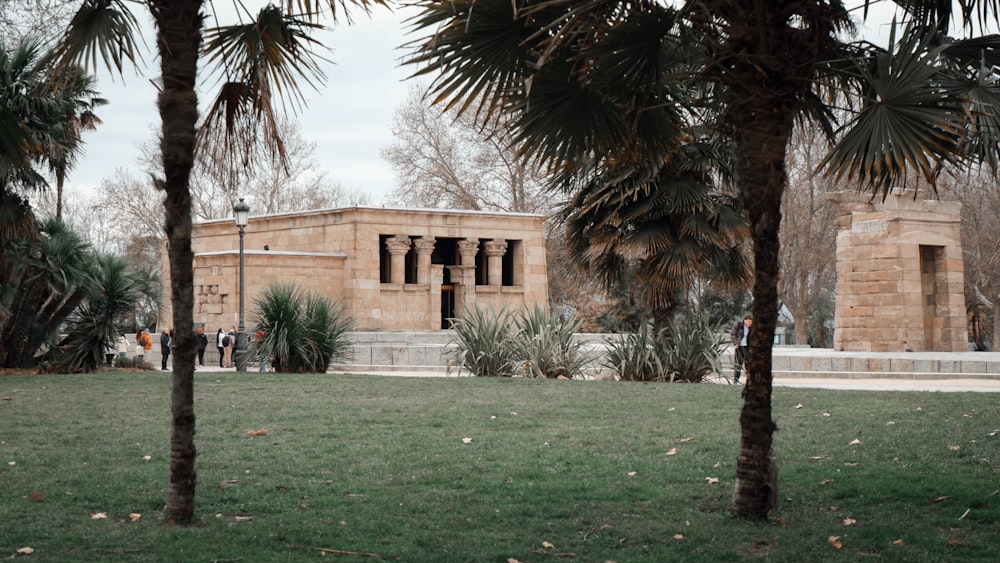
[194,365,1000,392]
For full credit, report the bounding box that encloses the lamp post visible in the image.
[234,198,250,372]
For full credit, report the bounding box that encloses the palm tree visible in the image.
[59,253,145,373]
[0,218,93,368]
[47,0,388,524]
[560,140,749,322]
[45,65,106,220]
[405,0,1000,521]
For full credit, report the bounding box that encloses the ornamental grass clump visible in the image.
[248,284,353,373]
[603,321,672,381]
[446,306,591,379]
[509,305,590,379]
[445,307,517,377]
[603,309,725,382]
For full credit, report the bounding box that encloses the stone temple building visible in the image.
[830,190,968,352]
[160,206,549,332]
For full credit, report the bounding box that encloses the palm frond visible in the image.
[200,5,328,170]
[47,0,144,75]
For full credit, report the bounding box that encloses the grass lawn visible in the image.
[1,371,998,562]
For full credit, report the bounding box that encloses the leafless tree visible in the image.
[382,85,550,213]
[938,169,1000,350]
[190,116,369,218]
[0,0,79,47]
[780,126,840,346]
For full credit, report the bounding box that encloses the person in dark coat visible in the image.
[730,314,752,384]
[196,328,208,367]
[160,329,172,370]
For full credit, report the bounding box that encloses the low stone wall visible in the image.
[341,332,1000,379]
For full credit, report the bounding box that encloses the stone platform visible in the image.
[342,332,1000,381]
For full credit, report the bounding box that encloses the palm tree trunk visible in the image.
[151,0,203,525]
[729,104,795,522]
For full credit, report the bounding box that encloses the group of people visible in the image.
[107,326,239,370]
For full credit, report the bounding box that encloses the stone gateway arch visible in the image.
[830,190,968,352]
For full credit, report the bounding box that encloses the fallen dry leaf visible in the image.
[706,477,720,484]
[28,491,44,502]
[142,455,152,461]
[245,429,268,437]
[16,547,34,555]
[842,517,857,526]
[989,430,998,437]
[678,437,695,443]
[948,445,960,451]
[673,534,685,540]
[828,536,843,549]
[775,518,788,526]
[893,539,904,546]
[542,541,555,549]
[829,506,840,512]
[929,496,951,504]
[2,396,11,401]
[627,471,638,477]
[822,412,831,417]
[507,559,522,563]
[666,448,678,456]
[809,455,827,460]
[848,439,862,445]
[958,508,971,520]
[794,403,804,409]
[462,437,473,444]
[947,539,966,547]
[234,515,254,522]
[821,479,834,485]
[218,480,238,490]
[128,513,141,522]
[509,412,517,416]
[90,511,108,519]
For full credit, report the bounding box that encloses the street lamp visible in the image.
[234,197,250,372]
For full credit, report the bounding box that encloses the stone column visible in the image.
[413,236,436,285]
[385,236,411,284]
[484,238,508,286]
[457,238,480,309]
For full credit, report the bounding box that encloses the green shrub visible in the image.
[113,355,153,370]
[603,322,672,381]
[247,284,353,373]
[663,309,725,382]
[445,307,517,377]
[446,306,591,379]
[603,310,725,382]
[509,305,590,379]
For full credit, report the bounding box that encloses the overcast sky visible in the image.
[66,3,419,205]
[63,2,903,209]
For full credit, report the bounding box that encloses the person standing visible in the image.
[196,328,208,367]
[117,334,130,364]
[160,328,172,370]
[104,341,115,368]
[136,329,152,361]
[730,314,752,384]
[225,327,237,368]
[217,328,226,368]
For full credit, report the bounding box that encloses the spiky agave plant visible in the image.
[444,306,517,377]
[59,254,145,373]
[509,305,589,379]
[603,321,671,381]
[249,284,353,373]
